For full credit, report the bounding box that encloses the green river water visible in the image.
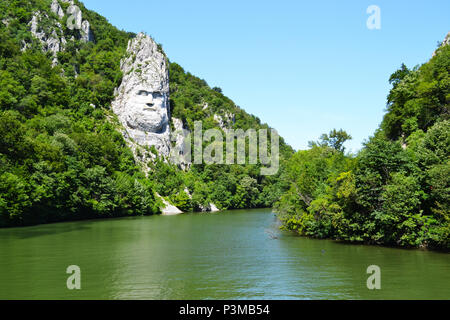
[0,208,448,300]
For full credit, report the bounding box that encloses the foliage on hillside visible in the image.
[276,44,450,250]
[0,0,163,227]
[0,0,294,227]
[150,62,294,211]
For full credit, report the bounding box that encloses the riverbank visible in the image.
[275,210,450,253]
[1,208,448,300]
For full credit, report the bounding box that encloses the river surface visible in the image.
[0,208,448,300]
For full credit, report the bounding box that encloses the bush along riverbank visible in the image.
[0,0,293,227]
[275,40,450,251]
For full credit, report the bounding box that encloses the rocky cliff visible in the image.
[111,33,196,214]
[432,31,450,57]
[112,33,172,160]
[111,33,192,174]
[24,3,179,165]
[443,32,450,47]
[20,1,285,215]
[26,0,93,65]
[0,0,295,225]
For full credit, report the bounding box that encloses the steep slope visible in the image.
[275,35,449,250]
[381,32,450,141]
[0,0,293,227]
[112,33,172,160]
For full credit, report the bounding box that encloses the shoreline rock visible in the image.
[156,193,183,216]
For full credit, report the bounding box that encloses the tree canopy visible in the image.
[276,44,450,250]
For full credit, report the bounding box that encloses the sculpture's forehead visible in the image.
[134,85,153,92]
[126,84,164,94]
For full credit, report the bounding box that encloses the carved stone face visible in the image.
[125,87,168,134]
[111,33,171,157]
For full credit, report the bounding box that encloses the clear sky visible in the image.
[82,0,449,152]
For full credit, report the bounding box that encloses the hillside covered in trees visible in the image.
[0,0,448,252]
[0,0,293,227]
[275,41,450,250]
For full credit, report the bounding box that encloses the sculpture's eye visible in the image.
[137,90,149,96]
[152,92,162,99]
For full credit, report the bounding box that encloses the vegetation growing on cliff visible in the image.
[276,44,450,250]
[0,0,293,227]
[0,0,448,252]
[156,62,293,211]
[0,0,164,227]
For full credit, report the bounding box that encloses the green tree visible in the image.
[312,129,352,153]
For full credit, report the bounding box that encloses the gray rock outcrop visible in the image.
[81,20,94,42]
[29,12,66,65]
[199,203,220,212]
[112,33,172,158]
[170,117,191,170]
[27,0,94,65]
[183,188,220,213]
[66,4,82,30]
[51,0,65,18]
[442,32,450,47]
[156,193,183,216]
[433,31,450,57]
[214,112,235,132]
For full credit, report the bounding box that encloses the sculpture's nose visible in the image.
[144,95,155,109]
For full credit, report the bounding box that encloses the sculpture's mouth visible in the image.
[144,103,156,111]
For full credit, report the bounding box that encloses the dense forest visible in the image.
[0,0,292,227]
[155,62,293,212]
[0,0,448,251]
[0,0,159,227]
[275,43,450,250]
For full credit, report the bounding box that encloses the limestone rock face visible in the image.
[170,117,191,170]
[214,112,235,132]
[51,0,64,19]
[67,4,82,30]
[433,31,450,57]
[81,20,94,42]
[27,1,94,65]
[443,32,450,47]
[65,3,93,41]
[209,203,220,212]
[112,33,171,157]
[156,193,183,215]
[183,188,220,213]
[29,12,66,65]
[199,203,220,213]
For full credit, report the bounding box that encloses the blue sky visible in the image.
[83,0,449,152]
